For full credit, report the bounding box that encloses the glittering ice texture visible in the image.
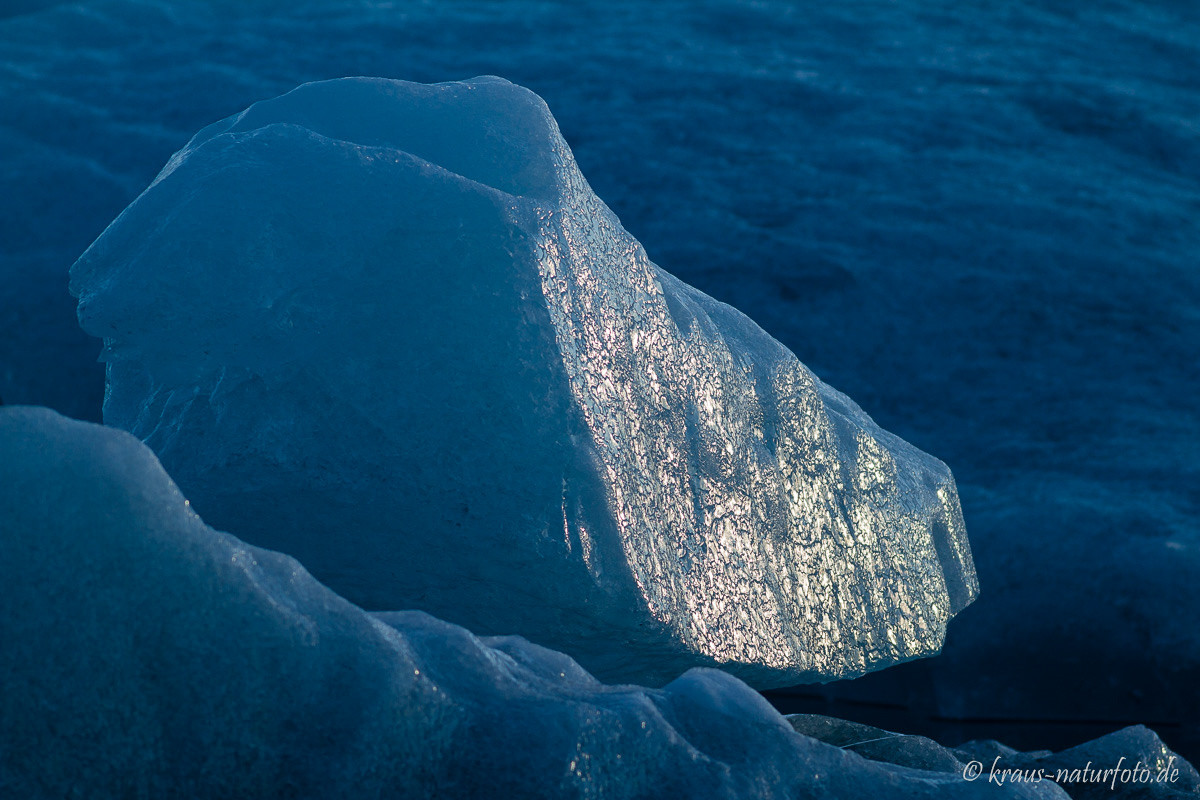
[1,407,1048,800]
[71,77,977,688]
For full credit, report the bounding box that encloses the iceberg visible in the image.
[1,406,1049,800]
[71,76,977,688]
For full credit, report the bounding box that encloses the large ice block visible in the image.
[1,406,1041,800]
[71,76,977,687]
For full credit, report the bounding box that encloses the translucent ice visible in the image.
[71,76,977,688]
[2,406,1040,800]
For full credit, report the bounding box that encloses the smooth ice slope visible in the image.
[0,406,1053,800]
[72,76,976,688]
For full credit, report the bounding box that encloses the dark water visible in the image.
[764,688,1200,765]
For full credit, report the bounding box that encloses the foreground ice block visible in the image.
[1,407,1048,800]
[71,76,977,687]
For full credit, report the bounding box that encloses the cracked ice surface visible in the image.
[71,76,977,688]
